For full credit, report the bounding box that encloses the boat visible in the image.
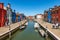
[38,29,45,37]
[34,22,40,29]
[25,22,28,26]
[20,26,25,30]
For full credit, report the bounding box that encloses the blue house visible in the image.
[20,14,26,20]
[47,11,52,23]
[18,16,21,22]
[12,10,16,23]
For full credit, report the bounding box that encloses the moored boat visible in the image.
[25,22,28,26]
[34,22,40,29]
[38,29,45,37]
[20,26,25,30]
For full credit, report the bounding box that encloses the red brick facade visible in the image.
[51,6,60,23]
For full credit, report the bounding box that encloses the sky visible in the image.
[0,0,60,16]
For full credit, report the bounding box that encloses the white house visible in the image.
[35,14,44,20]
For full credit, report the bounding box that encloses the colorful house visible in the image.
[35,14,44,20]
[16,13,21,22]
[51,6,60,24]
[12,10,16,23]
[6,3,12,25]
[47,10,52,23]
[0,3,6,27]
[20,14,26,20]
[44,11,48,22]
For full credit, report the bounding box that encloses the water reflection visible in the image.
[34,29,38,32]
[6,20,48,40]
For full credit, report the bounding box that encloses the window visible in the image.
[55,10,58,14]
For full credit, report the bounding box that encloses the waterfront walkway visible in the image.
[0,20,27,38]
[35,19,60,40]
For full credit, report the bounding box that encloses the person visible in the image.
[5,18,9,26]
[56,22,59,29]
[52,23,55,28]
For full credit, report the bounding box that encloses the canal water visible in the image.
[6,20,50,40]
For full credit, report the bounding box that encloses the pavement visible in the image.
[0,20,27,36]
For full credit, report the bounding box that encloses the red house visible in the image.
[51,6,60,24]
[0,3,6,27]
[0,3,4,9]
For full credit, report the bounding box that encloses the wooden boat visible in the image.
[34,22,40,29]
[20,26,25,30]
[25,22,28,26]
[38,29,45,37]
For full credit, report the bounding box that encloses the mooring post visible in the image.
[45,26,48,39]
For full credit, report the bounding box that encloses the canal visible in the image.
[6,20,49,40]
